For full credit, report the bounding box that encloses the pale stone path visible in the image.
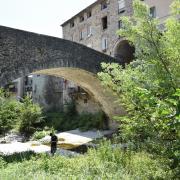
[0,129,114,155]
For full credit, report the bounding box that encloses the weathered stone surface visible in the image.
[0,25,119,86]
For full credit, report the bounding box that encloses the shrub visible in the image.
[44,109,105,132]
[78,111,105,131]
[17,97,44,137]
[44,111,66,131]
[32,130,51,140]
[0,151,36,164]
[0,89,21,136]
[0,157,7,169]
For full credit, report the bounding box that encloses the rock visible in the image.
[55,149,79,157]
[0,133,26,143]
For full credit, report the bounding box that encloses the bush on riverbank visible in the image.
[0,91,44,138]
[0,89,20,137]
[17,97,44,137]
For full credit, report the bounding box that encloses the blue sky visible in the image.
[0,0,96,38]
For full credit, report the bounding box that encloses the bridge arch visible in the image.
[113,39,135,64]
[0,26,126,129]
[33,68,125,129]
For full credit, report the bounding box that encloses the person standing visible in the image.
[49,133,58,155]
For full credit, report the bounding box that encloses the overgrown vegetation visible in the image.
[0,90,105,140]
[0,90,44,137]
[17,97,44,137]
[0,141,174,179]
[98,0,180,175]
[0,89,20,137]
[44,105,106,132]
[32,130,51,140]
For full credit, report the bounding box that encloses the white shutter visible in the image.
[105,38,108,49]
[118,0,125,10]
[102,38,105,50]
[102,37,108,50]
[82,28,86,39]
[87,26,92,37]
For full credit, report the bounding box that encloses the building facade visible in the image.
[61,0,173,63]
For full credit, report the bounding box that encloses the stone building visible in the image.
[61,0,173,63]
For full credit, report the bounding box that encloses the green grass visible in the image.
[0,141,173,180]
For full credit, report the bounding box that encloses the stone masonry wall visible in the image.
[0,25,116,87]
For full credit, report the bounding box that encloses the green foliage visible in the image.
[44,110,105,132]
[0,89,44,138]
[44,101,78,131]
[0,151,36,164]
[78,111,105,131]
[64,100,77,117]
[98,0,180,169]
[0,157,7,169]
[32,130,51,140]
[17,97,44,137]
[0,141,173,179]
[44,111,67,130]
[0,89,20,136]
[44,101,105,131]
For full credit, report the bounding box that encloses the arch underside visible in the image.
[33,68,126,129]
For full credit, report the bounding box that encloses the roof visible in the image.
[61,0,102,27]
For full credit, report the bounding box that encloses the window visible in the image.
[118,0,125,13]
[102,16,108,30]
[150,6,156,18]
[101,1,107,10]
[80,29,86,40]
[79,15,84,22]
[80,31,83,40]
[102,37,108,51]
[87,26,92,37]
[70,21,74,28]
[118,20,123,29]
[71,34,74,41]
[87,11,92,18]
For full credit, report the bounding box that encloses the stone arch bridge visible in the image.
[0,25,125,129]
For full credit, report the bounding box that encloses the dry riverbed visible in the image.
[0,129,114,156]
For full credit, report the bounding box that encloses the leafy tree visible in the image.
[0,89,20,137]
[98,0,180,169]
[17,97,44,137]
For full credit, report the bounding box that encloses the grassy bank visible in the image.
[0,141,174,180]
